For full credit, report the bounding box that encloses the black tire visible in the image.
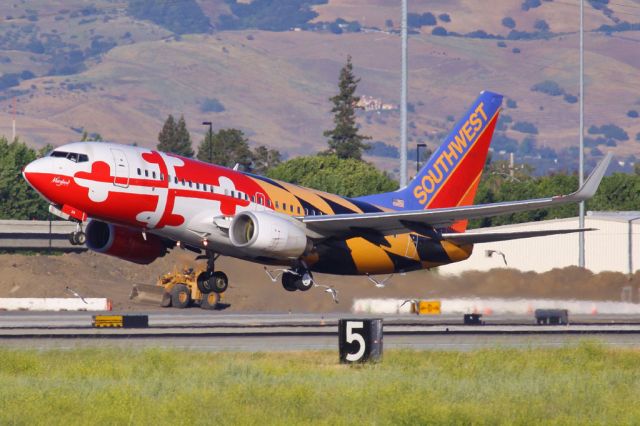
[170,284,191,309]
[197,271,213,294]
[75,232,86,245]
[200,292,220,310]
[211,271,228,293]
[295,273,313,292]
[69,233,78,245]
[281,273,297,292]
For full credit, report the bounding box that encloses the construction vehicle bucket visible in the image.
[130,284,168,305]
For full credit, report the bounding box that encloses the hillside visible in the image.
[0,0,639,177]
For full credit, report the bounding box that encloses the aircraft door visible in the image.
[111,148,130,188]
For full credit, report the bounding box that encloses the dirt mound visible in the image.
[0,251,638,312]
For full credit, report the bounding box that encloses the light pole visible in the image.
[579,0,585,268]
[202,121,213,163]
[416,143,426,172]
[400,0,408,187]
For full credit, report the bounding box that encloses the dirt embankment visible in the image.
[0,251,639,312]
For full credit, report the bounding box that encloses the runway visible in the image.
[2,312,640,351]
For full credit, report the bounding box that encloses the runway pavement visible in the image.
[1,312,640,351]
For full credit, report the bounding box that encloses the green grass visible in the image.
[1,343,640,425]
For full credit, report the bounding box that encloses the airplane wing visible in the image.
[302,153,612,237]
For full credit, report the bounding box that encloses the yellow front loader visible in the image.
[130,267,222,309]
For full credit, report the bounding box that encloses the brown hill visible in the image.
[0,0,638,174]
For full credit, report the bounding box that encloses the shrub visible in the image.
[512,121,539,134]
[432,26,447,36]
[531,80,564,96]
[502,17,516,29]
[512,47,521,54]
[588,124,629,141]
[534,19,550,32]
[438,13,451,23]
[627,110,638,118]
[564,94,578,104]
[522,0,542,11]
[201,98,225,113]
[506,98,517,108]
[497,41,507,47]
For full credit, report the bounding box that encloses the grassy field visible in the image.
[1,343,640,424]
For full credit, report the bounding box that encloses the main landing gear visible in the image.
[68,222,86,246]
[264,264,338,303]
[196,251,228,294]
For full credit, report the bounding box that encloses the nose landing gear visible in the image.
[68,222,86,246]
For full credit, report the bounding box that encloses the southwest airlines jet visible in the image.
[22,91,611,298]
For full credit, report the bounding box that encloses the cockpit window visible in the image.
[50,151,89,163]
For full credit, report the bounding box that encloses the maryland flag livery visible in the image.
[23,91,611,297]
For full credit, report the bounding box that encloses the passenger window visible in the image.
[196,183,200,190]
[231,190,235,198]
[152,171,156,179]
[181,179,185,186]
[283,203,287,210]
[137,168,141,176]
[290,205,294,212]
[275,201,279,208]
[145,170,149,177]
[251,196,255,203]
[297,207,301,214]
[188,181,192,188]
[174,177,178,184]
[203,184,207,191]
[160,173,164,181]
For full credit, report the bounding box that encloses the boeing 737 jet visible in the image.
[22,91,611,299]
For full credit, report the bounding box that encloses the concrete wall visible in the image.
[0,220,85,250]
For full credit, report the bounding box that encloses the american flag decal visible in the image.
[392,198,405,208]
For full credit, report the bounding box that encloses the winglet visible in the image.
[562,152,612,202]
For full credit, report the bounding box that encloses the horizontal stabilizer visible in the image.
[441,228,596,245]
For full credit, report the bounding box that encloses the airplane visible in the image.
[22,91,611,301]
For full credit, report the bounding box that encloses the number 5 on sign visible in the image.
[345,321,365,361]
[338,319,383,364]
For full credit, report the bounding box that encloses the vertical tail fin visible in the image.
[357,90,503,231]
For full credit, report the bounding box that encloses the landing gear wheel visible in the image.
[281,273,297,292]
[170,284,191,309]
[68,232,86,245]
[200,292,220,310]
[211,271,228,293]
[295,273,314,292]
[197,271,213,294]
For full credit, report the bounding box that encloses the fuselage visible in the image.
[22,142,472,275]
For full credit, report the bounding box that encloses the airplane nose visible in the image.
[22,158,49,188]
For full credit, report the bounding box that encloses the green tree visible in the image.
[197,128,253,169]
[157,114,194,157]
[324,55,371,160]
[0,137,49,219]
[251,145,282,174]
[80,131,103,142]
[267,155,397,197]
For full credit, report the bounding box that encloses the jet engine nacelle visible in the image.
[85,220,168,265]
[229,211,311,259]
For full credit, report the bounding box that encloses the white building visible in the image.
[439,211,640,275]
